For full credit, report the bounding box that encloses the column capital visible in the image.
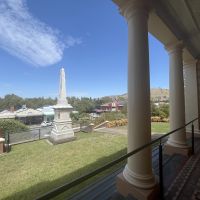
[113,0,152,21]
[165,41,184,54]
[183,58,197,66]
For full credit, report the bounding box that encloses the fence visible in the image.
[4,126,51,146]
[4,123,81,147]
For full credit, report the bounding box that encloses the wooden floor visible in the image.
[69,137,200,200]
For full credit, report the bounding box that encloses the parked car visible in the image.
[41,121,52,127]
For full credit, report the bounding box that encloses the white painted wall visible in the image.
[184,60,199,131]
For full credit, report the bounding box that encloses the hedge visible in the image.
[0,119,29,135]
[107,117,169,128]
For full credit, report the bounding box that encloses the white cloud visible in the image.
[0,0,81,67]
[65,36,82,48]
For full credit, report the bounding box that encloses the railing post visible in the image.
[5,133,11,153]
[39,129,41,140]
[8,133,11,152]
[191,123,194,155]
[159,140,164,200]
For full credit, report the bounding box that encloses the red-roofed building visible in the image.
[100,101,124,112]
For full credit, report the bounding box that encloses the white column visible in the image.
[114,0,156,189]
[184,59,199,131]
[197,60,200,129]
[166,43,188,148]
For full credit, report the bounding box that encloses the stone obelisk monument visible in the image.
[49,68,75,144]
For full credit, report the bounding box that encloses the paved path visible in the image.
[165,138,200,200]
[94,127,165,140]
[94,127,127,135]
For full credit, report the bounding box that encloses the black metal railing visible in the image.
[4,125,53,146]
[3,123,81,149]
[4,131,11,153]
[159,140,164,199]
[35,117,199,200]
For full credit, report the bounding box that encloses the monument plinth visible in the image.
[49,68,75,144]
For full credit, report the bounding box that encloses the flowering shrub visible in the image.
[151,117,169,122]
[107,119,128,128]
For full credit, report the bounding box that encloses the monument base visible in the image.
[48,134,76,145]
[49,120,76,145]
[164,144,192,156]
[116,173,159,200]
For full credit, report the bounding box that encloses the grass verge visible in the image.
[151,122,169,133]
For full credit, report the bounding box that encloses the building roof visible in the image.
[37,106,54,116]
[16,108,43,117]
[101,101,125,107]
[149,0,200,61]
[114,0,200,60]
[94,109,104,113]
[0,110,15,119]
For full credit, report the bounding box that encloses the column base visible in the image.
[164,144,192,156]
[116,173,159,200]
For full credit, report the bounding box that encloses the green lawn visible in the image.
[151,122,169,133]
[0,132,127,200]
[108,122,169,133]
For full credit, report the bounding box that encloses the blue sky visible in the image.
[0,0,169,98]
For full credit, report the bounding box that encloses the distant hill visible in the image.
[103,88,169,102]
[151,88,169,102]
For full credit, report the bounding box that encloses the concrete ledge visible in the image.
[81,123,95,133]
[164,144,192,157]
[116,173,159,200]
[94,121,109,129]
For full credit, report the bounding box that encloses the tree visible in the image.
[0,94,56,111]
[121,103,127,115]
[100,96,113,104]
[0,94,24,111]
[151,101,158,116]
[159,104,169,118]
[151,101,169,118]
[70,112,79,123]
[0,119,28,134]
[68,97,96,113]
